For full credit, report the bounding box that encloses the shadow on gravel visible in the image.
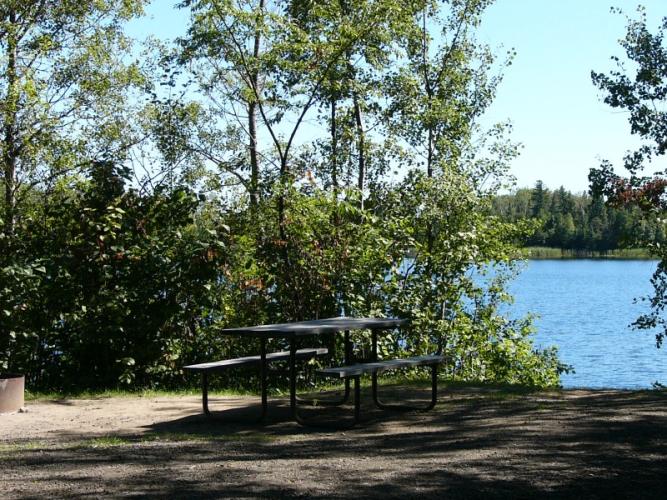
[3,386,667,499]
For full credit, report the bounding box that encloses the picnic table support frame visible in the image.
[290,335,360,428]
[201,338,269,422]
[370,330,439,412]
[295,330,351,407]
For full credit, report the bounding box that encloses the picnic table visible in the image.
[185,317,444,427]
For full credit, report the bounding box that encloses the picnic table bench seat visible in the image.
[317,354,444,378]
[315,354,445,425]
[184,347,329,372]
[184,347,329,418]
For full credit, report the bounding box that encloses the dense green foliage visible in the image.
[591,7,667,350]
[493,181,665,253]
[1,0,565,391]
[1,163,226,388]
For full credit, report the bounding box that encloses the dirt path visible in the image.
[1,385,666,499]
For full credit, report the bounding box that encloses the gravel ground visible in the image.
[1,384,666,499]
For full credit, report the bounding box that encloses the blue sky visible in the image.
[478,0,667,193]
[128,0,667,193]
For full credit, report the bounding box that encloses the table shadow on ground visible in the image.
[3,387,667,499]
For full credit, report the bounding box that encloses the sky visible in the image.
[478,0,667,193]
[128,0,667,193]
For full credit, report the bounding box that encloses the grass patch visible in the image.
[0,440,45,454]
[525,246,656,260]
[25,386,257,402]
[85,436,130,448]
[26,374,559,402]
[0,431,274,458]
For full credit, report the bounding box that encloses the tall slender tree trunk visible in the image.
[352,90,366,210]
[422,10,435,256]
[423,7,434,180]
[248,0,264,209]
[3,10,19,240]
[426,126,435,255]
[331,98,338,194]
[277,155,293,316]
[427,127,434,178]
[249,101,259,207]
[278,158,287,240]
[338,0,366,210]
[421,7,438,327]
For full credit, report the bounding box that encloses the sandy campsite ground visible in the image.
[1,384,666,499]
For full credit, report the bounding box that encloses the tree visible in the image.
[591,6,667,347]
[0,0,151,379]
[0,1,148,242]
[177,0,426,316]
[0,160,228,387]
[530,180,547,218]
[590,7,667,208]
[2,0,565,390]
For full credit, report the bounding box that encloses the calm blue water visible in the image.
[507,259,666,389]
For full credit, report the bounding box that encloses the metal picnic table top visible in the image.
[218,316,409,338]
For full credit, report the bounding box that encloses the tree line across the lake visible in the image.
[492,181,665,256]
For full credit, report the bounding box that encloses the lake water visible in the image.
[507,259,666,389]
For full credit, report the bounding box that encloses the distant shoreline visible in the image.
[524,246,657,260]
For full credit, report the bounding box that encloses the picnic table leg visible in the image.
[296,330,350,407]
[259,337,268,421]
[289,337,311,426]
[199,338,268,422]
[289,338,300,422]
[371,329,439,412]
[353,375,361,422]
[290,336,359,428]
[344,330,351,399]
[202,372,211,416]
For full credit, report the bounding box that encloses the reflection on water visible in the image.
[507,259,665,389]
